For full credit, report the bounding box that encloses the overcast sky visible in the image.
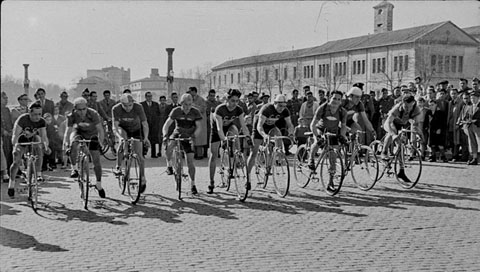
[1,1,479,89]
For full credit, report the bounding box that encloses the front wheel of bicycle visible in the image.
[233,153,249,202]
[319,149,344,196]
[272,152,290,197]
[351,145,379,191]
[254,149,267,189]
[394,146,422,189]
[219,148,231,191]
[369,139,387,181]
[294,144,312,188]
[27,158,39,212]
[80,155,90,209]
[173,150,183,200]
[126,155,142,204]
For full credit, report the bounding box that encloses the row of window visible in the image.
[211,54,464,85]
[431,55,463,74]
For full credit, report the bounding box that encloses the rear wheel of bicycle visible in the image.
[102,142,118,161]
[293,144,312,188]
[319,149,344,196]
[394,146,422,189]
[219,149,231,190]
[80,155,90,209]
[272,152,290,197]
[254,149,267,189]
[369,140,387,181]
[27,159,39,212]
[233,153,249,202]
[126,155,142,204]
[351,146,379,191]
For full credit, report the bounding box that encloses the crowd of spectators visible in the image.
[1,76,479,182]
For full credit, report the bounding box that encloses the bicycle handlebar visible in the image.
[17,142,43,146]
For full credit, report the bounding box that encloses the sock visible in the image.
[96,181,102,189]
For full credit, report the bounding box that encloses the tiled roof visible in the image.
[463,25,480,36]
[213,21,452,70]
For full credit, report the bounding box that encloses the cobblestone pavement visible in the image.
[1,155,479,271]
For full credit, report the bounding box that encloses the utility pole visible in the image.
[166,48,175,97]
[23,64,30,95]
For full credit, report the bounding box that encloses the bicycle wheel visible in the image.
[319,149,344,196]
[79,155,90,209]
[254,149,267,188]
[173,150,183,200]
[369,139,387,181]
[294,144,312,188]
[117,164,126,195]
[351,146,379,191]
[126,155,142,204]
[394,146,422,189]
[27,158,39,212]
[218,148,231,190]
[102,141,118,161]
[272,152,290,197]
[233,152,249,202]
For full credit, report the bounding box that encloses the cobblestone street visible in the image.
[1,157,479,271]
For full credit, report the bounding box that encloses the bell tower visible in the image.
[374,1,394,34]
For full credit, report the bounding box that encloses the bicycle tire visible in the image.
[319,149,344,196]
[369,140,387,181]
[126,155,142,204]
[350,145,379,191]
[173,150,183,200]
[294,144,312,188]
[254,149,268,189]
[80,155,90,209]
[272,152,290,197]
[219,149,231,191]
[233,152,249,202]
[394,146,422,189]
[27,158,38,212]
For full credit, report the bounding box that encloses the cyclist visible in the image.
[381,95,422,182]
[163,94,202,195]
[64,97,106,198]
[308,90,348,162]
[343,87,375,139]
[247,94,294,181]
[207,89,251,194]
[7,102,50,198]
[112,94,150,194]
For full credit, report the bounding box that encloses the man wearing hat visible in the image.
[56,91,74,116]
[247,94,294,178]
[259,93,270,105]
[343,87,376,144]
[287,89,302,127]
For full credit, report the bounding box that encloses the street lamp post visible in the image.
[166,48,175,97]
[23,64,30,95]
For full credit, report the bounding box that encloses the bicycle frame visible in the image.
[170,137,191,200]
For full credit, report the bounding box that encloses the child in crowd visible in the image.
[426,100,448,162]
[294,117,311,160]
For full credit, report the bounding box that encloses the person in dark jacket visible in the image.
[141,92,161,158]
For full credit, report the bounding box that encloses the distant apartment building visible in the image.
[122,68,204,101]
[76,66,131,97]
[208,1,480,96]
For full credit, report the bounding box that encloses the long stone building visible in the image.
[209,1,480,96]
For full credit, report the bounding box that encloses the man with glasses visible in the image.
[162,94,202,195]
[7,102,50,198]
[112,94,149,194]
[56,91,74,116]
[63,97,106,198]
[207,89,251,194]
[247,94,294,181]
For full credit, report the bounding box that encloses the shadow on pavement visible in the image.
[0,226,68,252]
[0,202,21,217]
[420,163,468,169]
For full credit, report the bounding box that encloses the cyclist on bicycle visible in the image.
[308,90,348,173]
[7,102,50,198]
[381,95,421,182]
[163,94,203,195]
[343,87,375,138]
[112,94,150,194]
[207,89,251,194]
[63,97,106,198]
[247,94,294,181]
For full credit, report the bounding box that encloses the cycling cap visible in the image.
[274,94,287,103]
[347,87,363,97]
